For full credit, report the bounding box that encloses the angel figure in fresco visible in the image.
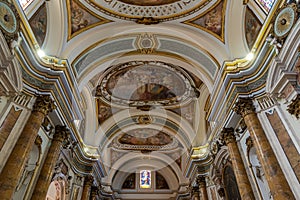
[71,2,89,32]
[204,5,222,35]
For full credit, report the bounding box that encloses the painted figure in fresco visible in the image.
[71,1,89,32]
[118,130,172,146]
[204,5,222,35]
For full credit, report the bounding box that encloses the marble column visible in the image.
[221,128,255,200]
[31,125,69,200]
[0,95,56,200]
[81,175,94,200]
[233,98,294,200]
[196,176,208,200]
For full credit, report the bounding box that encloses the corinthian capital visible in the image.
[196,176,206,188]
[53,125,69,142]
[233,98,255,117]
[220,128,236,144]
[33,95,56,116]
[287,95,300,119]
[84,175,94,186]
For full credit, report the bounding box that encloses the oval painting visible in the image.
[118,129,173,146]
[105,62,187,102]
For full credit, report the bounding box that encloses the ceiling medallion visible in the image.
[96,61,196,108]
[137,115,153,124]
[273,3,298,39]
[0,1,20,42]
[84,0,212,21]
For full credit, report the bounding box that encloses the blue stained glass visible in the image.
[140,170,151,188]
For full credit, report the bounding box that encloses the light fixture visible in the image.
[37,49,46,58]
[245,52,254,61]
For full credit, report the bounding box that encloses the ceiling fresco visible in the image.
[183,0,226,41]
[29,3,47,47]
[245,6,262,49]
[96,61,197,107]
[68,0,111,38]
[118,129,173,146]
[118,0,180,6]
[112,128,178,151]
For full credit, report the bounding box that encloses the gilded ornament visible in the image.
[210,141,219,155]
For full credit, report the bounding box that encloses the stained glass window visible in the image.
[18,0,34,9]
[255,0,276,13]
[140,170,151,188]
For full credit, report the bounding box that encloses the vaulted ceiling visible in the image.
[20,0,267,197]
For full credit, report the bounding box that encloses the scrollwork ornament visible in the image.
[33,95,56,116]
[210,141,219,155]
[233,98,256,117]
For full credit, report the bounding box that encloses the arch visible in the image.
[95,108,196,149]
[104,151,188,190]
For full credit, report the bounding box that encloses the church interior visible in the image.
[0,0,299,199]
